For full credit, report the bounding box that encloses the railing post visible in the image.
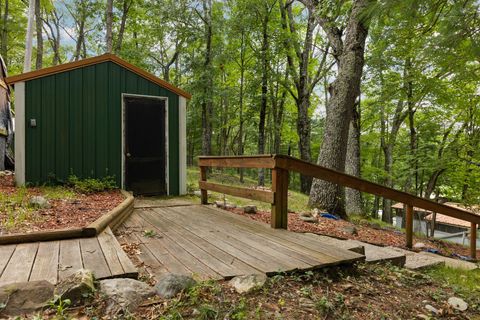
[271,167,288,229]
[406,204,413,249]
[471,222,477,259]
[200,166,208,205]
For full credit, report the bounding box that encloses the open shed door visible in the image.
[124,96,166,196]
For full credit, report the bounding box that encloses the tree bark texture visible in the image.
[345,103,363,215]
[258,10,269,186]
[106,0,113,53]
[309,0,371,218]
[201,0,213,156]
[1,0,8,63]
[23,0,35,72]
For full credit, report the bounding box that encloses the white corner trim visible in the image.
[179,96,187,195]
[14,82,26,186]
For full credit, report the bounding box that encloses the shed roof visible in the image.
[5,54,191,99]
[423,202,480,228]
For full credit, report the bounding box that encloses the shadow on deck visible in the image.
[116,203,365,281]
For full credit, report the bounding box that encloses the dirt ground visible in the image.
[0,174,124,234]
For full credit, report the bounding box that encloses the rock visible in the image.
[229,274,267,294]
[194,190,202,197]
[0,280,54,317]
[225,203,237,209]
[299,215,318,223]
[55,269,95,306]
[29,195,51,209]
[312,208,321,217]
[243,205,257,214]
[155,274,196,299]
[448,297,468,311]
[425,304,440,315]
[99,278,157,316]
[342,225,358,235]
[413,242,427,249]
[214,201,225,208]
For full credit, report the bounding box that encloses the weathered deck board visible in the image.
[0,229,138,286]
[117,204,364,280]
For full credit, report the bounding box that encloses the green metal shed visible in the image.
[6,54,190,196]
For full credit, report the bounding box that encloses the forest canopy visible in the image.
[2,0,479,220]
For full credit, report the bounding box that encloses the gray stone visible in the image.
[29,195,51,209]
[312,208,321,217]
[448,297,468,311]
[0,280,54,317]
[155,274,196,299]
[425,304,440,315]
[413,242,427,249]
[243,205,257,214]
[214,201,226,208]
[99,278,157,316]
[194,190,202,197]
[299,215,318,223]
[225,203,237,209]
[229,273,267,294]
[342,225,358,235]
[55,269,95,306]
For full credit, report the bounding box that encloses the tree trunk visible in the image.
[345,102,363,215]
[1,0,8,64]
[115,0,131,53]
[24,0,35,72]
[106,0,113,53]
[258,12,269,186]
[309,0,371,219]
[34,0,42,70]
[201,0,213,156]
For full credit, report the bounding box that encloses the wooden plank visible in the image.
[116,223,170,278]
[0,228,86,245]
[150,208,321,268]
[123,214,200,277]
[139,210,259,277]
[148,208,289,273]
[199,181,274,204]
[200,166,208,205]
[0,245,16,278]
[193,205,363,262]
[471,223,477,259]
[97,229,128,277]
[406,205,413,249]
[198,156,275,169]
[271,168,288,228]
[58,239,83,280]
[168,206,351,265]
[80,237,111,279]
[99,227,138,277]
[30,241,60,284]
[275,155,480,224]
[0,243,38,285]
[154,207,306,271]
[128,213,221,279]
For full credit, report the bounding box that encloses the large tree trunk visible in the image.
[106,0,113,53]
[34,0,42,70]
[24,0,35,72]
[201,0,213,156]
[345,102,363,215]
[309,0,371,219]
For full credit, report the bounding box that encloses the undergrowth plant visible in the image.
[67,175,116,193]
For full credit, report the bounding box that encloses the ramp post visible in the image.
[406,204,413,248]
[271,167,288,229]
[200,166,208,205]
[471,222,477,259]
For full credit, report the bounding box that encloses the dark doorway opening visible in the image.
[124,96,167,196]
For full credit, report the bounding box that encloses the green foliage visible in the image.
[48,295,72,319]
[67,175,116,194]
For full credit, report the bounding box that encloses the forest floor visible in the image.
[129,263,480,320]
[187,168,479,260]
[0,173,124,234]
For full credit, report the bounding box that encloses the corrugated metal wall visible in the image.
[25,61,180,195]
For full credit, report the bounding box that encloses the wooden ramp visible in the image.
[0,227,137,286]
[116,205,365,280]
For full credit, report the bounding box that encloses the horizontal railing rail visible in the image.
[198,154,479,259]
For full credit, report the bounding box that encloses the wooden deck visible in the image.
[116,204,365,280]
[0,227,137,286]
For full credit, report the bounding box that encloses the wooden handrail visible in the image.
[198,154,479,258]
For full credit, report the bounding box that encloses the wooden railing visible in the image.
[199,154,480,259]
